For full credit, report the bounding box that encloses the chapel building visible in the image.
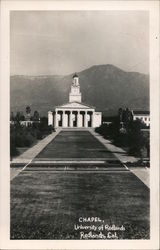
[48,74,102,128]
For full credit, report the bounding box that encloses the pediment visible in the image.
[55,102,95,110]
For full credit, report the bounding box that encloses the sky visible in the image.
[10,11,149,75]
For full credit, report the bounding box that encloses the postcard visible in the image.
[0,0,159,249]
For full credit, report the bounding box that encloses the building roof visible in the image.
[133,110,150,115]
[54,101,95,110]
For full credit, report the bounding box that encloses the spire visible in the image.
[72,73,79,86]
[73,73,78,78]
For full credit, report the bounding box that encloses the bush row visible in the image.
[95,120,149,157]
[10,121,54,157]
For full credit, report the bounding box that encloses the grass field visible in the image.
[11,170,149,239]
[35,131,114,159]
[10,130,150,239]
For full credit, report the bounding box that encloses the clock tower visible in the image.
[69,73,82,103]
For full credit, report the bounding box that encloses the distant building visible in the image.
[10,120,40,127]
[48,74,102,128]
[20,120,34,126]
[132,110,150,127]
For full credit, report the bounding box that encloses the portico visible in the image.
[48,74,102,128]
[52,108,94,128]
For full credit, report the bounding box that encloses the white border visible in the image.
[0,1,159,249]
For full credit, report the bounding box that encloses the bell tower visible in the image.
[69,73,82,103]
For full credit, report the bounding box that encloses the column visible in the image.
[67,111,70,127]
[82,112,85,127]
[62,110,65,127]
[69,110,73,127]
[77,111,81,127]
[91,112,94,127]
[48,111,53,126]
[84,111,88,128]
[55,110,58,128]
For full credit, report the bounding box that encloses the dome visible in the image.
[73,73,78,78]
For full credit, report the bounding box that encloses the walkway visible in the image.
[90,129,150,188]
[10,128,61,180]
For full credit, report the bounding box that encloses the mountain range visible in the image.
[10,64,149,117]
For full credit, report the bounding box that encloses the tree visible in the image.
[10,112,15,121]
[128,119,148,156]
[26,106,31,114]
[96,108,150,157]
[33,110,40,121]
[15,111,25,123]
[122,108,133,131]
[26,106,31,121]
[118,108,123,122]
[40,116,48,124]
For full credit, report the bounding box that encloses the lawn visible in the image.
[35,131,114,159]
[11,170,149,239]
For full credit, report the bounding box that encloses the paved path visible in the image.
[89,129,138,163]
[90,129,150,188]
[10,167,24,181]
[129,167,150,188]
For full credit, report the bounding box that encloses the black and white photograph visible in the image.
[0,1,159,249]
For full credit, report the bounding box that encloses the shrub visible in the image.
[10,140,18,157]
[96,117,149,157]
[10,117,55,158]
[36,131,43,140]
[23,133,35,147]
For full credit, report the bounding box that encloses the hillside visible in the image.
[10,64,149,117]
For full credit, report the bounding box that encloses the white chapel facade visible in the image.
[48,74,102,128]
